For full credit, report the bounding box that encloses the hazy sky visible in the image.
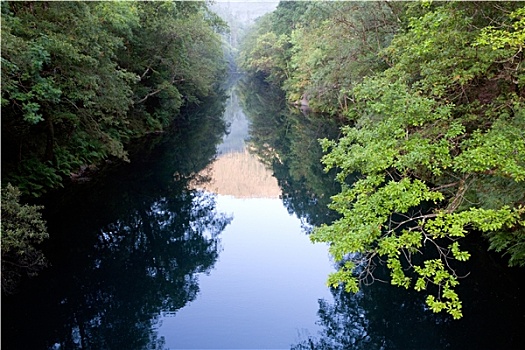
[212,0,279,24]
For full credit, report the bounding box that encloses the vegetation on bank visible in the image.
[1,184,48,294]
[1,1,227,293]
[238,1,525,318]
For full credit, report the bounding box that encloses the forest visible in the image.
[1,0,228,293]
[238,1,525,319]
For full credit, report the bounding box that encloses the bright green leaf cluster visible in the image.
[314,2,525,319]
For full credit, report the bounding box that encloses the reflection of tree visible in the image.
[292,268,451,350]
[237,75,288,163]
[292,288,377,350]
[277,108,342,229]
[1,95,231,350]
[48,190,230,350]
[237,76,341,228]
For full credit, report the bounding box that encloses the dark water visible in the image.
[2,80,525,350]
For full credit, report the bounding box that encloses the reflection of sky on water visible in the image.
[157,195,335,348]
[196,90,280,199]
[217,91,249,155]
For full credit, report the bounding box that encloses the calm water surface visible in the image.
[158,196,333,349]
[155,89,334,348]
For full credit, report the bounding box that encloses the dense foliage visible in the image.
[239,1,525,318]
[1,1,226,196]
[1,183,48,294]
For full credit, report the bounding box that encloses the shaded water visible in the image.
[2,80,525,349]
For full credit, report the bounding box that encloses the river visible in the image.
[2,78,525,349]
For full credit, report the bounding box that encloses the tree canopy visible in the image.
[1,1,227,196]
[239,0,525,319]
